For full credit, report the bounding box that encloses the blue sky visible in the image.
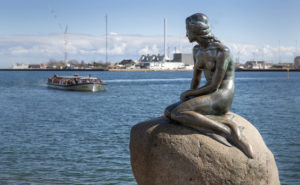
[0,0,300,67]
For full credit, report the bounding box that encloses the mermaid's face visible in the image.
[186,29,209,47]
[186,28,196,43]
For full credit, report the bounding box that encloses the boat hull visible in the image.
[47,83,105,92]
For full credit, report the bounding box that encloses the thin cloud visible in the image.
[226,41,296,63]
[0,33,297,67]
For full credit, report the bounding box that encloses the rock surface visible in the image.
[130,113,280,185]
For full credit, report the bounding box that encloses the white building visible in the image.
[142,61,185,70]
[139,54,188,70]
[12,64,29,69]
[244,61,272,69]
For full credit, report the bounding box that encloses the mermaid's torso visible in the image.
[193,43,235,114]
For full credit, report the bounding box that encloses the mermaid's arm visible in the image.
[181,68,202,100]
[190,45,202,89]
[190,68,202,89]
[180,47,202,100]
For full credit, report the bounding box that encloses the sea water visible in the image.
[0,71,299,185]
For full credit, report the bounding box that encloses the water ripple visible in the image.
[0,71,299,184]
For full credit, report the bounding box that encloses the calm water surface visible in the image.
[0,71,299,185]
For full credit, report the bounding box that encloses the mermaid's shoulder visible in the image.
[193,45,200,55]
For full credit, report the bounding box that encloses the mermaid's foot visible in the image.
[218,120,253,158]
[232,133,254,158]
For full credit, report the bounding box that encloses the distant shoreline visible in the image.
[0,68,192,72]
[0,68,108,71]
[0,68,299,72]
[235,69,300,72]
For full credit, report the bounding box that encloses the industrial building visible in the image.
[294,56,300,68]
[172,53,193,66]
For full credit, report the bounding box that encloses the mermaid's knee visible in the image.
[164,101,183,118]
[170,109,184,122]
[165,104,176,118]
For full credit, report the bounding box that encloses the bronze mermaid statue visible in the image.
[164,13,253,158]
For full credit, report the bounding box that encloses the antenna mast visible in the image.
[164,18,167,61]
[279,40,281,63]
[105,14,108,63]
[296,40,298,57]
[64,24,68,64]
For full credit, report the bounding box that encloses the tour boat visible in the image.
[47,74,106,92]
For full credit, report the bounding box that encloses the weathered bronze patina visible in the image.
[164,13,253,158]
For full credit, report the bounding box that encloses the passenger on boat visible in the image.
[71,79,76,85]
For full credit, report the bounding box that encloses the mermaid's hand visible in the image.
[180,90,193,100]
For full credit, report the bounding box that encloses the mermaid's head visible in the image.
[186,13,212,40]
